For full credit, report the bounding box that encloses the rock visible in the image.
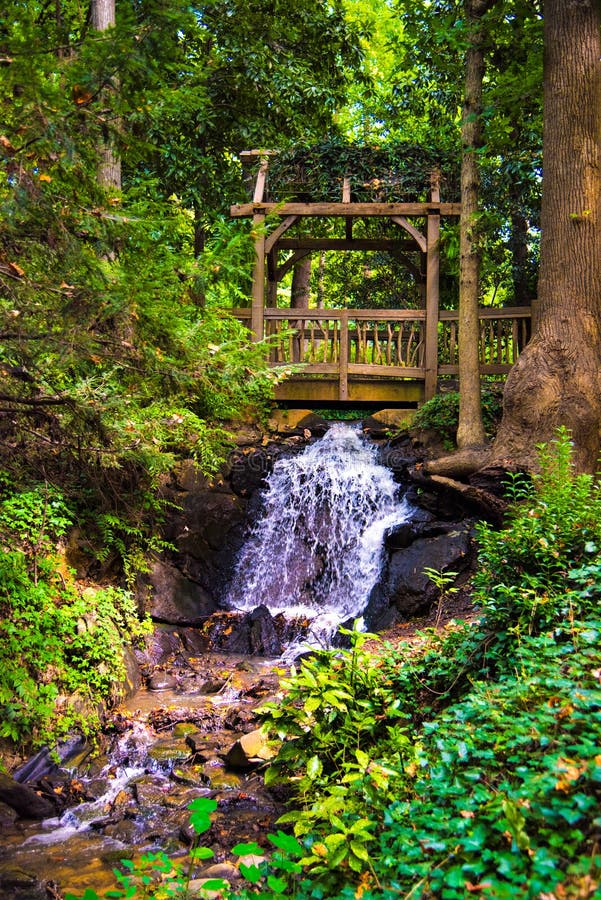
[249,605,283,657]
[267,409,318,433]
[224,729,275,769]
[202,862,241,881]
[0,773,57,820]
[143,560,217,626]
[148,671,178,692]
[295,413,329,436]
[0,866,46,899]
[368,408,416,430]
[138,625,185,667]
[365,523,473,628]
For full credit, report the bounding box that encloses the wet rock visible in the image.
[249,605,283,656]
[0,800,17,829]
[148,671,178,692]
[138,625,184,667]
[224,729,276,769]
[147,737,191,765]
[365,522,473,628]
[0,865,46,898]
[0,773,57,820]
[103,819,139,843]
[133,776,171,808]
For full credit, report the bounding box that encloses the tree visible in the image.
[492,0,601,472]
[456,0,494,450]
[91,0,120,189]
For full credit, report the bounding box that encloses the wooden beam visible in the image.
[253,157,269,203]
[264,215,300,254]
[231,201,462,218]
[276,249,312,281]
[276,238,418,252]
[391,216,427,253]
[250,213,266,340]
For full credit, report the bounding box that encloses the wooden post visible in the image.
[250,156,269,340]
[339,309,349,400]
[424,172,441,399]
[251,213,266,340]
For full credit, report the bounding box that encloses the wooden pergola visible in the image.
[230,151,529,404]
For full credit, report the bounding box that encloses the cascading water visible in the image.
[225,423,412,647]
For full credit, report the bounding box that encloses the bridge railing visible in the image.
[438,307,532,375]
[230,306,532,391]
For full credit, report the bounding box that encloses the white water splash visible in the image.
[226,424,411,646]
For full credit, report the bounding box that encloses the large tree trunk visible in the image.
[456,0,492,449]
[492,0,601,472]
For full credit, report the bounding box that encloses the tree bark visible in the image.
[492,0,601,472]
[91,0,121,190]
[456,0,492,449]
[291,255,311,362]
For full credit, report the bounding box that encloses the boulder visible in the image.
[143,559,217,626]
[365,523,473,628]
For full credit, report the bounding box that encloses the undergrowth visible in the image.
[0,483,150,749]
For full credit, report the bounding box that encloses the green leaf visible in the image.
[306,755,323,779]
[232,842,262,856]
[239,862,262,883]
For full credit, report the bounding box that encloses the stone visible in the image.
[368,408,417,429]
[266,409,316,433]
[224,728,275,769]
[365,523,473,627]
[143,559,217,626]
[249,605,283,657]
[0,773,57,820]
[148,671,178,692]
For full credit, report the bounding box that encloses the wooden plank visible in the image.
[348,364,424,377]
[342,176,351,203]
[231,201,463,217]
[339,309,349,400]
[276,238,417,251]
[439,306,532,320]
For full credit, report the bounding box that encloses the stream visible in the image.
[0,425,412,899]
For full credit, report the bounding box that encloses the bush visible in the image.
[412,388,502,448]
[474,427,601,634]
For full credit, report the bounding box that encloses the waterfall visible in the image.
[225,424,411,646]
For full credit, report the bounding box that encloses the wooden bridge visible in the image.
[230,151,532,405]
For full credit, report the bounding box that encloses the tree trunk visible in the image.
[492,0,601,472]
[291,255,312,309]
[291,255,311,362]
[456,0,492,449]
[91,0,121,190]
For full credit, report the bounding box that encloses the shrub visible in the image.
[412,388,502,448]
